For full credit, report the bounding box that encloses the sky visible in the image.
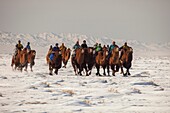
[0,0,170,43]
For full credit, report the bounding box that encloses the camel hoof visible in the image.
[49,73,53,75]
[54,72,58,75]
[123,73,127,77]
[99,74,102,76]
[128,73,131,75]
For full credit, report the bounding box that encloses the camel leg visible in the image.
[120,66,124,75]
[30,64,33,72]
[78,65,83,76]
[49,64,53,75]
[84,66,89,76]
[112,70,115,76]
[72,63,77,75]
[107,65,110,76]
[116,64,119,72]
[54,69,58,75]
[24,63,28,72]
[96,65,100,76]
[127,68,131,75]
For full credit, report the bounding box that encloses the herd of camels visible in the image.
[11,43,133,77]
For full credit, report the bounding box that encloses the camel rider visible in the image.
[94,43,102,57]
[93,42,98,50]
[16,40,23,51]
[107,41,118,59]
[96,43,102,52]
[25,42,31,53]
[119,42,130,60]
[52,43,60,52]
[59,43,66,51]
[15,40,23,56]
[81,40,88,48]
[119,42,130,51]
[49,43,60,61]
[72,41,80,57]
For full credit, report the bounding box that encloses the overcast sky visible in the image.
[0,0,170,43]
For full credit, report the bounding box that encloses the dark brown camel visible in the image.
[120,47,133,76]
[49,51,62,75]
[84,47,95,75]
[109,46,120,76]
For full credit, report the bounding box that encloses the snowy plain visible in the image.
[0,31,170,113]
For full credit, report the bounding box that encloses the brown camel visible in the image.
[49,51,62,75]
[62,48,71,68]
[11,50,21,70]
[109,46,120,76]
[20,48,36,72]
[11,48,36,72]
[120,47,133,76]
[95,47,109,76]
[25,50,36,71]
[71,48,88,76]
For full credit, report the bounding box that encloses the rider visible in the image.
[96,43,102,53]
[119,42,130,60]
[25,42,31,53]
[119,42,130,51]
[15,40,23,57]
[49,43,60,61]
[93,42,98,50]
[52,43,60,52]
[59,43,66,51]
[107,41,118,59]
[81,40,88,48]
[72,41,81,57]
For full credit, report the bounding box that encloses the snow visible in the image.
[0,31,170,113]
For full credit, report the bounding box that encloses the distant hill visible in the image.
[0,31,170,56]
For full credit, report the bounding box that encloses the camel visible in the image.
[11,50,22,70]
[49,51,62,75]
[109,46,120,76]
[71,48,88,76]
[62,48,71,68]
[95,47,109,76]
[25,50,36,71]
[120,47,133,76]
[84,47,95,75]
[11,48,36,72]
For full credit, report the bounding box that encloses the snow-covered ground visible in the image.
[0,32,170,113]
[0,52,170,113]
